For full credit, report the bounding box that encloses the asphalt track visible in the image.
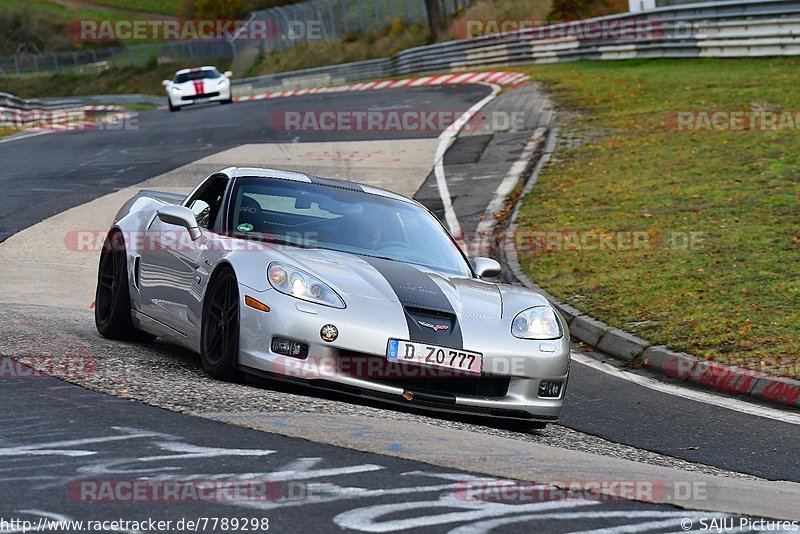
[0,357,713,533]
[0,85,490,243]
[0,84,797,529]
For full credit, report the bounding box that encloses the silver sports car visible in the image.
[95,167,570,429]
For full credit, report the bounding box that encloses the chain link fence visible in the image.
[0,0,470,78]
[230,0,468,75]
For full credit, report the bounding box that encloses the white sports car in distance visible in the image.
[163,66,233,112]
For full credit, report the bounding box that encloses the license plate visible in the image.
[387,339,483,375]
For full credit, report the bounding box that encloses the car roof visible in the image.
[175,66,218,75]
[219,166,422,206]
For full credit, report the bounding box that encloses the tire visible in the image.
[220,97,232,105]
[513,421,547,432]
[168,99,180,112]
[200,267,241,380]
[95,230,156,342]
[496,419,547,433]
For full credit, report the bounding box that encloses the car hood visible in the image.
[284,248,504,320]
[171,78,224,93]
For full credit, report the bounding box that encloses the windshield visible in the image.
[174,68,221,83]
[230,177,472,277]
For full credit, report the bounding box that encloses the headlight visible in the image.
[170,86,183,95]
[511,306,562,339]
[267,262,345,309]
[216,79,228,89]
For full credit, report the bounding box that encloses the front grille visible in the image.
[182,92,220,101]
[404,306,455,321]
[338,351,509,398]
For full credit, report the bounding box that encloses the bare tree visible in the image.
[424,0,447,36]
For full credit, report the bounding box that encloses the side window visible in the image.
[189,199,212,228]
[185,176,228,231]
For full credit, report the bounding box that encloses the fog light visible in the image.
[271,337,308,359]
[538,380,562,398]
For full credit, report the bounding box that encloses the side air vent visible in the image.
[133,256,141,289]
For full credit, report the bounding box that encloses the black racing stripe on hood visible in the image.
[362,256,463,348]
[307,175,363,191]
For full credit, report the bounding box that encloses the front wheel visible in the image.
[95,231,156,342]
[168,99,180,112]
[200,267,240,380]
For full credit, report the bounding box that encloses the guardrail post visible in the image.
[72,51,78,70]
[13,54,19,75]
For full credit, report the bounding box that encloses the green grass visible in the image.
[0,62,193,97]
[249,19,432,77]
[81,0,181,16]
[0,0,154,21]
[515,58,800,378]
[248,0,556,76]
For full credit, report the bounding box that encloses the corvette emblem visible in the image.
[418,321,449,331]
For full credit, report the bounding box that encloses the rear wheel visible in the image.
[200,267,240,380]
[95,231,155,342]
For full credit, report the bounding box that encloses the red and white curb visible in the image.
[234,71,530,102]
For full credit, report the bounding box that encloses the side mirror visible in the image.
[223,71,232,78]
[471,257,501,278]
[157,205,201,240]
[162,80,170,87]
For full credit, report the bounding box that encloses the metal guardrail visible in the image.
[226,0,800,95]
[1,91,163,110]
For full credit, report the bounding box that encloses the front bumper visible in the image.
[237,286,570,421]
[167,85,231,107]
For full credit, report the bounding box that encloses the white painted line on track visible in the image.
[571,353,800,425]
[433,82,501,246]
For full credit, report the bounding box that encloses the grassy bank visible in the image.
[248,0,554,76]
[515,58,799,378]
[0,61,222,98]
